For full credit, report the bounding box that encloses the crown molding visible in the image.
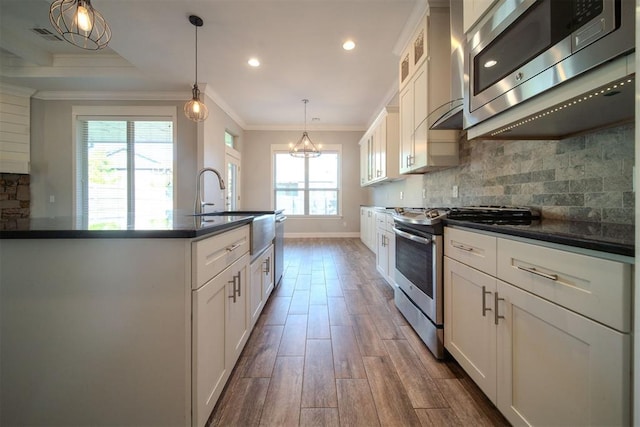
[393,0,429,56]
[201,84,248,130]
[0,82,36,97]
[243,124,366,132]
[32,90,188,101]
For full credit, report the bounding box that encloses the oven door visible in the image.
[393,226,443,325]
[467,0,617,118]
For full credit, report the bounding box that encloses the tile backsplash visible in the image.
[371,123,634,224]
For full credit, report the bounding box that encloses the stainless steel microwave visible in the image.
[464,0,635,128]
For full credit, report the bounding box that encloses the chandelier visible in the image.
[184,15,209,122]
[289,99,321,158]
[49,0,111,50]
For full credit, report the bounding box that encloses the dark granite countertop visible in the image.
[445,218,634,258]
[0,210,256,239]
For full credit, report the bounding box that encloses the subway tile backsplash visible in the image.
[371,123,634,224]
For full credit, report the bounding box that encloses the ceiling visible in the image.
[0,0,430,130]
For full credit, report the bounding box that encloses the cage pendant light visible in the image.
[49,0,111,50]
[184,15,209,122]
[289,99,321,158]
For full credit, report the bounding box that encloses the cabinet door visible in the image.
[444,257,497,403]
[359,142,368,186]
[412,63,428,171]
[262,245,275,301]
[226,254,250,371]
[376,227,388,278]
[495,280,631,426]
[399,84,414,174]
[249,255,265,328]
[192,265,231,427]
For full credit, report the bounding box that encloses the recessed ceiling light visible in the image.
[248,58,260,67]
[342,40,356,51]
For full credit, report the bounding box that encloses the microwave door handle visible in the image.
[392,227,434,245]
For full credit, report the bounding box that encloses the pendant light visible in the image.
[49,0,111,50]
[184,15,209,122]
[289,99,321,158]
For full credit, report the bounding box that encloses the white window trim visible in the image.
[71,106,178,216]
[270,143,342,217]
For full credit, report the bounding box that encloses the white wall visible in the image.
[242,130,369,237]
[29,96,242,217]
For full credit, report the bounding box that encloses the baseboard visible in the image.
[284,232,361,239]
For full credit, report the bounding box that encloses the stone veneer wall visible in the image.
[371,123,634,224]
[0,173,30,229]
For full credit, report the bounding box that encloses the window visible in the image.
[225,131,236,149]
[273,147,340,216]
[74,107,176,229]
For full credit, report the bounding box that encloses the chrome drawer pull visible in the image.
[516,265,558,281]
[481,286,492,317]
[226,242,242,252]
[452,243,473,252]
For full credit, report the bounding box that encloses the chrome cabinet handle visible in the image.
[263,258,270,274]
[482,286,492,317]
[452,242,473,252]
[226,242,242,252]
[228,278,237,303]
[516,265,558,281]
[235,272,242,297]
[494,292,504,325]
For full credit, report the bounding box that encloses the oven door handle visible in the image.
[392,227,434,245]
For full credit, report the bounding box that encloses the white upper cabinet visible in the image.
[398,8,459,175]
[359,106,399,186]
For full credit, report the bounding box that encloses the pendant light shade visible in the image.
[290,99,321,158]
[185,15,209,122]
[49,0,111,50]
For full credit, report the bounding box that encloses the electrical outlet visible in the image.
[49,195,55,203]
[452,185,459,198]
[400,191,404,200]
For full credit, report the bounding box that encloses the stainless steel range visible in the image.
[392,206,541,359]
[392,208,447,359]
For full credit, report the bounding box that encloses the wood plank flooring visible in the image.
[208,238,510,427]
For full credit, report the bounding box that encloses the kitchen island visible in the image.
[0,212,256,426]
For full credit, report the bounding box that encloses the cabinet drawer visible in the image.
[375,212,387,229]
[192,225,250,289]
[444,227,497,275]
[497,238,631,332]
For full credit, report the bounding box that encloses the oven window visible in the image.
[473,0,572,94]
[395,234,433,298]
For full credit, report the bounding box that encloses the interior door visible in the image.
[225,149,241,210]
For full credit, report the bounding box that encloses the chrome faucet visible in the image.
[194,167,226,215]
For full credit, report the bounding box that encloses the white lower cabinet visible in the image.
[192,252,249,427]
[375,211,395,286]
[495,278,630,426]
[249,245,274,328]
[444,257,497,401]
[444,226,631,426]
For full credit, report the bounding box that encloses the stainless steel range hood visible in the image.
[430,0,464,130]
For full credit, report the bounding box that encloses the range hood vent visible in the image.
[429,99,463,130]
[430,0,464,130]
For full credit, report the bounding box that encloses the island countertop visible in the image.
[0,210,255,239]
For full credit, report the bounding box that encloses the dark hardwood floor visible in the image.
[208,238,510,426]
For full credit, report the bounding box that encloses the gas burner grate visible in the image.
[447,206,541,224]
